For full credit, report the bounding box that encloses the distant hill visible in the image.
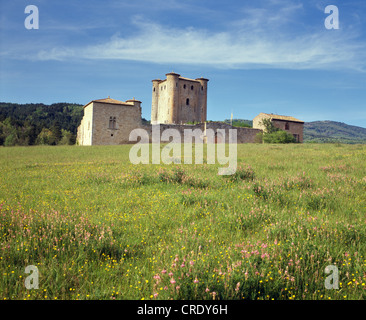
[304,121,366,144]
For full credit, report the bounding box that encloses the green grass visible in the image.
[0,143,365,300]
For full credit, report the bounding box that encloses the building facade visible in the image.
[253,113,304,142]
[76,97,143,145]
[151,72,208,124]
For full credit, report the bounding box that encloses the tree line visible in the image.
[0,103,83,146]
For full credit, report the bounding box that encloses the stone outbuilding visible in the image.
[253,113,304,143]
[76,97,143,145]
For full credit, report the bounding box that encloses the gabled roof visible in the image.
[83,97,140,108]
[93,97,127,104]
[258,113,304,123]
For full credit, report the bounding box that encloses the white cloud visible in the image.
[17,1,364,72]
[34,17,366,72]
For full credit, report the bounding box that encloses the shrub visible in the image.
[263,130,296,144]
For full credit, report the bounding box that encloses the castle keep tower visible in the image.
[151,72,209,124]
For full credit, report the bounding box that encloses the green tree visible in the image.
[4,133,19,146]
[260,118,279,134]
[59,129,75,145]
[51,121,62,144]
[36,128,56,145]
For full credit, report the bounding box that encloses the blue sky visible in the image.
[0,0,365,126]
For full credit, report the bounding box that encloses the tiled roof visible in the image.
[93,97,127,104]
[83,97,139,108]
[260,113,304,123]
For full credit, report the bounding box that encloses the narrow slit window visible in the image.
[186,98,189,105]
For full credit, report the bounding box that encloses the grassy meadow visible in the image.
[0,143,365,300]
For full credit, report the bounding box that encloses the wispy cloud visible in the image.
[11,1,366,72]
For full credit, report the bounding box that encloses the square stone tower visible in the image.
[151,72,209,124]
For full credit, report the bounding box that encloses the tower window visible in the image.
[285,122,289,130]
[191,85,194,90]
[186,98,189,105]
[201,86,203,91]
[153,87,155,92]
[183,84,186,89]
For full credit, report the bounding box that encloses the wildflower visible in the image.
[170,279,176,284]
[194,278,199,284]
[235,282,240,292]
[161,269,167,274]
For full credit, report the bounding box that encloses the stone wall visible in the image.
[272,120,304,143]
[137,122,262,144]
[76,104,93,145]
[91,102,142,145]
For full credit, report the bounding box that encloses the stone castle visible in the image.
[151,72,208,124]
[76,72,303,145]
